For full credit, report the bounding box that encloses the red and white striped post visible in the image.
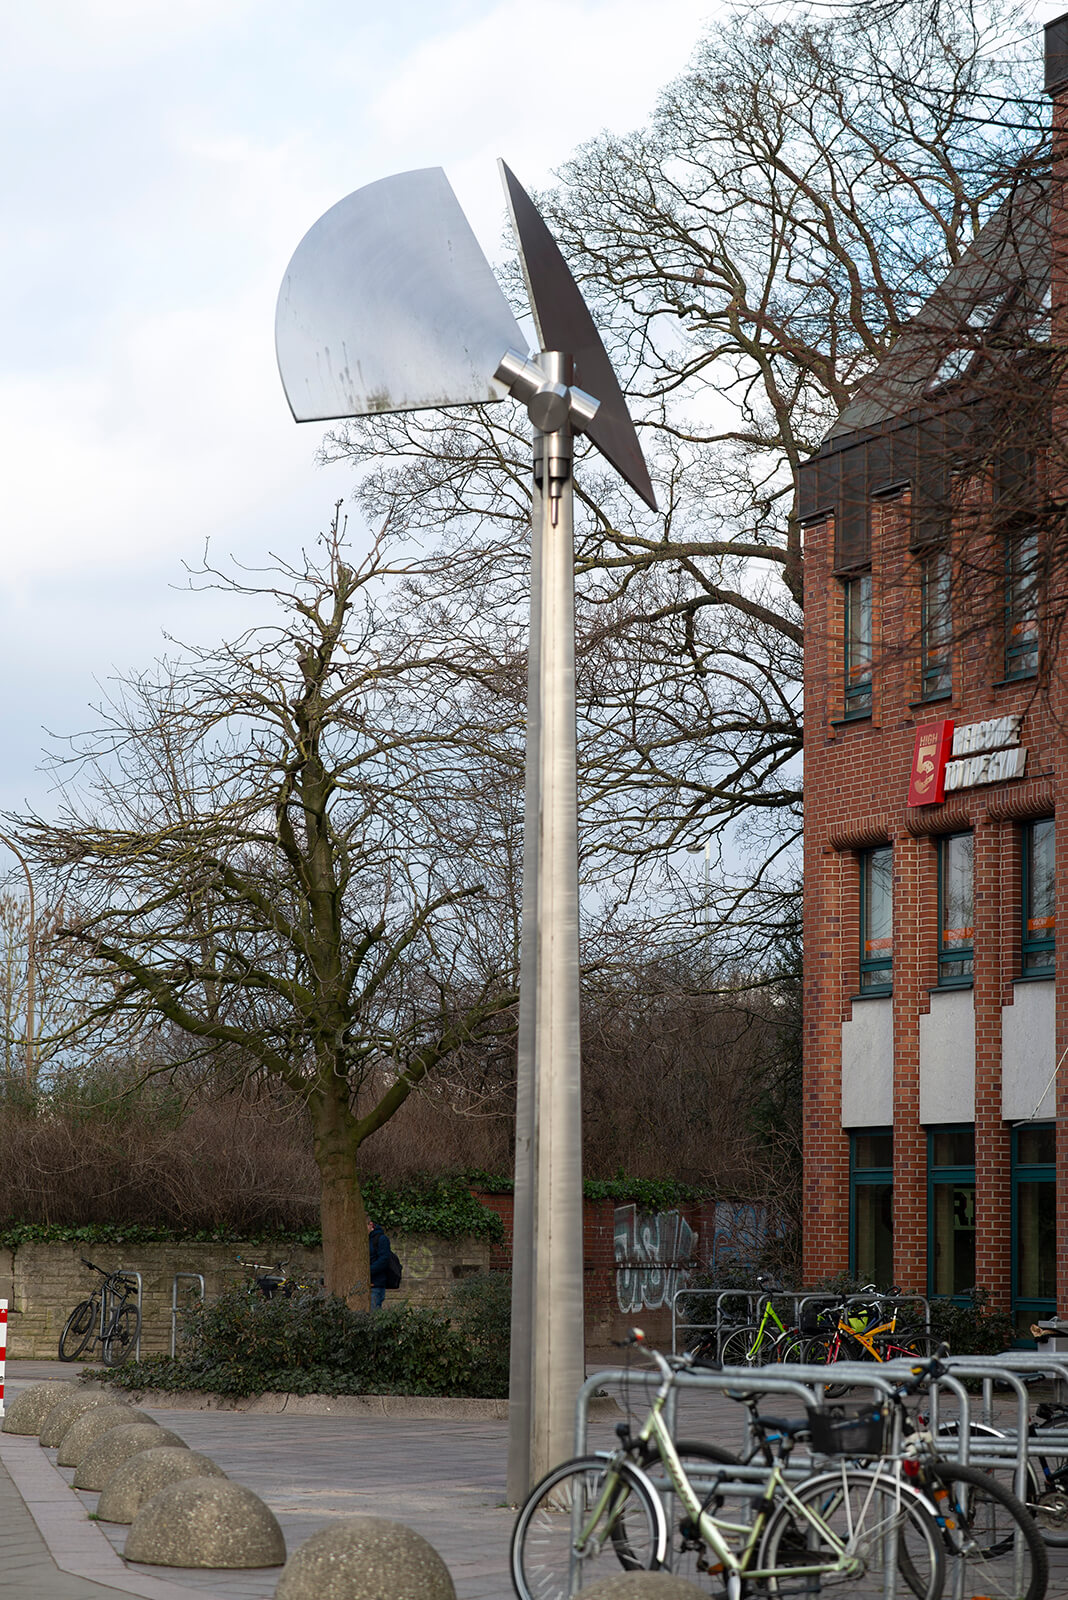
[0,1300,8,1417]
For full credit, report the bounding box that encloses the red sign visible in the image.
[908,720,954,806]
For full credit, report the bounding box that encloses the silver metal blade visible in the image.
[276,168,526,421]
[499,161,657,511]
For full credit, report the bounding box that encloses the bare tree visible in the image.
[321,0,1046,937]
[14,520,519,1305]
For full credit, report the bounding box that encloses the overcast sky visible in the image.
[1,0,718,818]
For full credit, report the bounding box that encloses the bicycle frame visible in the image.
[579,1352,897,1595]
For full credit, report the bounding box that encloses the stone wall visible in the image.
[2,1234,492,1360]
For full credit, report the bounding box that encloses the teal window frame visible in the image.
[849,1130,893,1287]
[859,846,893,992]
[844,572,873,718]
[938,832,974,987]
[1005,531,1039,680]
[1022,819,1055,976]
[927,1125,976,1302]
[1011,1123,1055,1337]
[920,547,952,700]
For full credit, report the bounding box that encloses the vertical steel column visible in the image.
[506,443,543,1506]
[528,351,585,1486]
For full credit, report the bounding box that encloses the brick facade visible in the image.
[800,18,1068,1314]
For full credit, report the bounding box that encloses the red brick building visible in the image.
[798,17,1068,1329]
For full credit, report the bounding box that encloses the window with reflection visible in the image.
[851,1131,893,1288]
[860,847,893,991]
[1005,532,1039,679]
[1023,819,1055,975]
[844,573,873,717]
[938,833,974,984]
[928,1127,975,1299]
[1013,1124,1055,1336]
[920,548,951,700]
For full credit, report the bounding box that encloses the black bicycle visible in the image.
[58,1257,141,1366]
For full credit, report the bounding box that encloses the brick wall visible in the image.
[1,1233,492,1359]
[801,466,1068,1308]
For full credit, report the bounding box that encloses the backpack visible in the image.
[385,1250,403,1290]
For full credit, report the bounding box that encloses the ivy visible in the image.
[466,1170,711,1209]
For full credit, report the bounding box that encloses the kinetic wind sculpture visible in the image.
[275,163,656,1496]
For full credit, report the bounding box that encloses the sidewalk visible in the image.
[5,1359,1068,1599]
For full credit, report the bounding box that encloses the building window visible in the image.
[1023,819,1055,975]
[1005,532,1039,679]
[920,548,951,700]
[860,847,893,991]
[928,1126,975,1299]
[938,832,974,985]
[850,1130,893,1287]
[1012,1123,1055,1336]
[844,572,873,718]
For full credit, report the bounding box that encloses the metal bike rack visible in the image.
[170,1272,205,1358]
[119,1269,143,1362]
[671,1285,931,1357]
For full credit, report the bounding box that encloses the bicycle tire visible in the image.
[101,1303,140,1366]
[928,1459,1047,1600]
[511,1454,664,1600]
[58,1298,97,1361]
[640,1440,743,1588]
[802,1335,851,1399]
[721,1324,772,1367]
[876,1331,939,1361]
[758,1467,945,1599]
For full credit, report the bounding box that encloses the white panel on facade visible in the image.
[841,998,894,1126]
[1002,979,1056,1121]
[919,989,975,1123]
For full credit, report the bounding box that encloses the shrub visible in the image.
[928,1289,1014,1357]
[87,1282,506,1399]
[447,1271,511,1395]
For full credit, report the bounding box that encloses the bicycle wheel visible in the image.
[1028,1463,1068,1545]
[101,1303,140,1366]
[929,1460,1047,1600]
[58,1298,97,1361]
[511,1454,664,1600]
[758,1467,945,1599]
[641,1441,743,1588]
[803,1335,850,1399]
[721,1324,770,1367]
[876,1331,939,1361]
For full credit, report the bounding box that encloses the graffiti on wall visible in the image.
[708,1201,767,1278]
[614,1206,696,1313]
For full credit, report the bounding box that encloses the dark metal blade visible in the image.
[500,161,657,512]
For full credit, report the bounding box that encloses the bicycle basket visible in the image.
[806,1402,888,1457]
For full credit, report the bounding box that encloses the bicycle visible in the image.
[510,1331,946,1600]
[235,1257,322,1300]
[803,1297,936,1394]
[697,1275,802,1367]
[58,1258,141,1366]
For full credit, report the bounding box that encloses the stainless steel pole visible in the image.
[506,440,543,1506]
[528,351,585,1486]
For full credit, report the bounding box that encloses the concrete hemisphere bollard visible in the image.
[125,1477,286,1568]
[576,1575,715,1600]
[73,1421,186,1490]
[57,1402,146,1466]
[97,1447,226,1525]
[2,1382,76,1435]
[273,1516,455,1600]
[39,1389,116,1448]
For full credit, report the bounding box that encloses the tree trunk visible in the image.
[309,1075,369,1308]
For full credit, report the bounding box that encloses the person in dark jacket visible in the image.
[368,1218,390,1309]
